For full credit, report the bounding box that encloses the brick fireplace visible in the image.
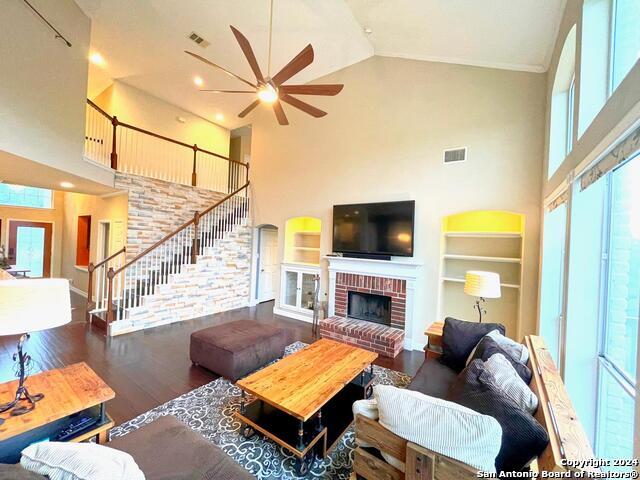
[321,256,421,358]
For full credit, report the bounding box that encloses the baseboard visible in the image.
[273,307,313,324]
[69,284,88,298]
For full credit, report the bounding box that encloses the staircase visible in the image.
[88,183,251,336]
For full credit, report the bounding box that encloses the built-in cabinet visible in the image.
[280,263,320,318]
[438,211,525,339]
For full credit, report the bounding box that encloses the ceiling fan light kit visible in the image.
[185,1,343,126]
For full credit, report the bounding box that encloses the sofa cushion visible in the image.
[466,329,529,367]
[470,336,532,383]
[448,360,549,472]
[440,317,505,372]
[0,464,46,480]
[483,354,538,415]
[20,442,144,480]
[407,357,458,399]
[108,415,253,480]
[374,384,502,473]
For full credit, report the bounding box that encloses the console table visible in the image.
[0,362,115,463]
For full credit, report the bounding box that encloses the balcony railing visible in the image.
[84,99,248,192]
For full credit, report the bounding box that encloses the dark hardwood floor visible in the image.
[0,293,424,425]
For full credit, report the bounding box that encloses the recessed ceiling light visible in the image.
[193,76,204,87]
[215,113,224,121]
[89,52,105,66]
[363,26,373,35]
[60,181,74,189]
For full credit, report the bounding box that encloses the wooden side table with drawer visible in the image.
[423,321,444,359]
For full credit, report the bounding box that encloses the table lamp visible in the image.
[0,279,72,424]
[463,271,501,323]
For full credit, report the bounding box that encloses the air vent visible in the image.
[443,147,467,164]
[187,31,210,49]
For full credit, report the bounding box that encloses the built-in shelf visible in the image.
[441,276,520,289]
[445,232,522,239]
[295,231,321,236]
[294,246,320,251]
[443,254,521,264]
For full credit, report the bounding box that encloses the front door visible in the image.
[258,228,278,302]
[7,221,53,278]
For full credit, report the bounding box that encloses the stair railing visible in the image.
[84,99,248,192]
[86,246,126,320]
[103,182,250,325]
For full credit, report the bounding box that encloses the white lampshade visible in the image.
[464,271,501,299]
[0,279,72,336]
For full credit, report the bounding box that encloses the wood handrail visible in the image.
[113,182,250,275]
[88,247,126,272]
[85,99,248,168]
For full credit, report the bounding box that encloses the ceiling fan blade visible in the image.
[200,90,255,93]
[273,100,289,125]
[281,84,344,96]
[230,26,265,84]
[238,100,260,118]
[271,44,314,86]
[280,94,326,118]
[185,51,257,89]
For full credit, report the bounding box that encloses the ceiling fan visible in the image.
[185,2,343,125]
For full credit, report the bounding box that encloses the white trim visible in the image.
[376,51,546,73]
[69,284,88,297]
[74,265,89,272]
[273,306,313,323]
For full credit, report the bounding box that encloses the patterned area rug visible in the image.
[110,342,410,479]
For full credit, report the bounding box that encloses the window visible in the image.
[580,0,640,136]
[75,215,92,267]
[0,183,53,209]
[548,27,576,178]
[611,0,640,91]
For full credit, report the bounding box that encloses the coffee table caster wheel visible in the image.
[241,425,255,439]
[294,456,309,476]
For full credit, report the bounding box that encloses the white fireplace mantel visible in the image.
[324,256,423,351]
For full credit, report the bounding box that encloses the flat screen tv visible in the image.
[332,200,415,258]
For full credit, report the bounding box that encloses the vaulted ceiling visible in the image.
[78,0,565,129]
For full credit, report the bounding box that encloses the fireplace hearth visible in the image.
[347,291,391,326]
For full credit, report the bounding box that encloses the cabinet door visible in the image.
[283,270,299,308]
[300,273,317,312]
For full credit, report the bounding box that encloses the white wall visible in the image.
[250,56,546,347]
[93,81,230,157]
[0,0,112,187]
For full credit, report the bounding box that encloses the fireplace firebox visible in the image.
[347,291,391,326]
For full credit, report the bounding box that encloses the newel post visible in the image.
[192,211,200,264]
[110,116,119,170]
[192,144,198,187]
[106,267,115,325]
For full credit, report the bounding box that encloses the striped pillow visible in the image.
[21,442,145,480]
[483,353,538,414]
[374,384,502,473]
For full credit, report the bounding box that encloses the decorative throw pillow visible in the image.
[374,384,502,473]
[440,317,506,372]
[21,442,145,480]
[448,360,549,472]
[483,354,538,415]
[470,336,533,384]
[466,330,529,367]
[352,399,405,472]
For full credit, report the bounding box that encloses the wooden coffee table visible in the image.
[235,339,377,475]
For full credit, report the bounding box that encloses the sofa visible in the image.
[0,416,253,480]
[353,320,596,480]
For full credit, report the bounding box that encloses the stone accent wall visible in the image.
[319,316,405,358]
[334,272,407,329]
[115,172,226,259]
[110,225,252,335]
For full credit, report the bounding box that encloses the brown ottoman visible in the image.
[190,320,290,381]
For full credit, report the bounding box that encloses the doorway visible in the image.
[98,221,111,261]
[257,226,278,303]
[7,220,53,278]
